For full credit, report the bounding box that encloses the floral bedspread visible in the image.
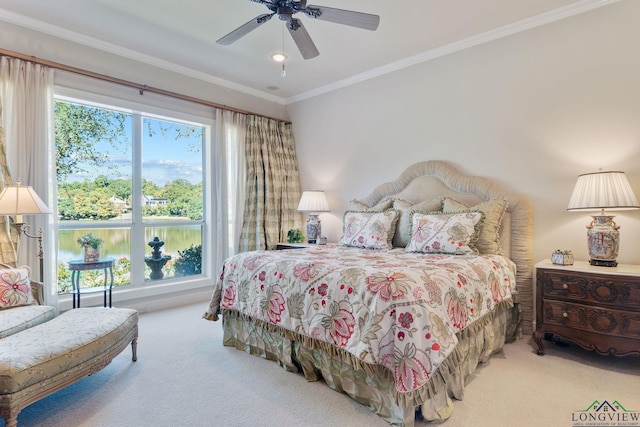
[205,244,515,395]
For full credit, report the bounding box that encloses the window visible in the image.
[54,90,212,298]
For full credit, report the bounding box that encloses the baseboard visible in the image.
[59,286,212,314]
[114,287,212,314]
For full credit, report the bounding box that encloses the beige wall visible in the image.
[286,0,640,266]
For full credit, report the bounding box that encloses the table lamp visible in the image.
[567,171,639,267]
[297,190,329,244]
[0,181,51,281]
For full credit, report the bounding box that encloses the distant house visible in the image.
[109,195,128,212]
[142,195,168,206]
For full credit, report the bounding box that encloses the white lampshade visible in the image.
[567,170,638,267]
[567,171,639,211]
[0,182,51,220]
[0,182,50,282]
[297,190,329,213]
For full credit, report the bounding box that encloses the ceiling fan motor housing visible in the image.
[277,6,293,20]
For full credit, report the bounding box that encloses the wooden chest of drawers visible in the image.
[533,260,640,356]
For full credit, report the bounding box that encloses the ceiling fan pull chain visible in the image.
[281,21,286,77]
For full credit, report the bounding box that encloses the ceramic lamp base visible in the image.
[587,215,620,267]
[306,214,321,244]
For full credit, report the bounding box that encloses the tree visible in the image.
[57,197,77,220]
[96,196,119,219]
[186,199,203,220]
[55,101,127,181]
[144,118,202,153]
[107,178,133,202]
[142,179,160,197]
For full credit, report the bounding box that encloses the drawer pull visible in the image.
[562,312,568,318]
[562,284,568,290]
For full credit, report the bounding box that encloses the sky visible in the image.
[65,115,204,186]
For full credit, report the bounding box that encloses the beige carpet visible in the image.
[5,302,639,427]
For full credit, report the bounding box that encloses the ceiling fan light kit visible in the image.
[271,52,287,62]
[217,0,380,60]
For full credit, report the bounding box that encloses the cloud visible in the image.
[63,157,202,186]
[143,159,202,185]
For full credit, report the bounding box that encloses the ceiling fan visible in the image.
[216,0,380,60]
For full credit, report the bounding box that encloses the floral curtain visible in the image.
[0,56,55,306]
[238,115,302,251]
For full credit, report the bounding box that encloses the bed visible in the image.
[204,161,533,426]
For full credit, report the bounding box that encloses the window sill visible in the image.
[57,276,213,313]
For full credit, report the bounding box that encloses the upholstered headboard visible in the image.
[355,161,534,335]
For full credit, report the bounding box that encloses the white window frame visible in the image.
[53,82,216,311]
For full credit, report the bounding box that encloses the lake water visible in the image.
[58,225,202,263]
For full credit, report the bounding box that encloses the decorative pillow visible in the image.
[392,198,443,248]
[339,209,399,249]
[347,198,393,212]
[0,266,34,309]
[406,211,484,255]
[443,198,508,255]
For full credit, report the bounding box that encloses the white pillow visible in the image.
[405,211,484,255]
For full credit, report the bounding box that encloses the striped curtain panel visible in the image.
[238,116,302,251]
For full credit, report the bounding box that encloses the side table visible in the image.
[533,259,640,356]
[68,258,116,308]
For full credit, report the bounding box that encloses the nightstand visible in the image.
[533,260,640,356]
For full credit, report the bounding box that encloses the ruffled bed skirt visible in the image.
[219,302,517,426]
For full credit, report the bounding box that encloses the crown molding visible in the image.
[285,0,620,104]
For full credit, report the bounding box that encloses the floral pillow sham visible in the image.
[339,209,399,249]
[392,197,443,248]
[406,211,484,255]
[443,198,508,255]
[0,266,34,309]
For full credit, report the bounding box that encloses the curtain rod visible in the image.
[0,48,291,124]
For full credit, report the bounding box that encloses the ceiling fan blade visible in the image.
[216,13,274,45]
[306,5,379,31]
[287,19,319,60]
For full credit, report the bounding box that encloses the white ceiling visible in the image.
[0,0,615,103]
